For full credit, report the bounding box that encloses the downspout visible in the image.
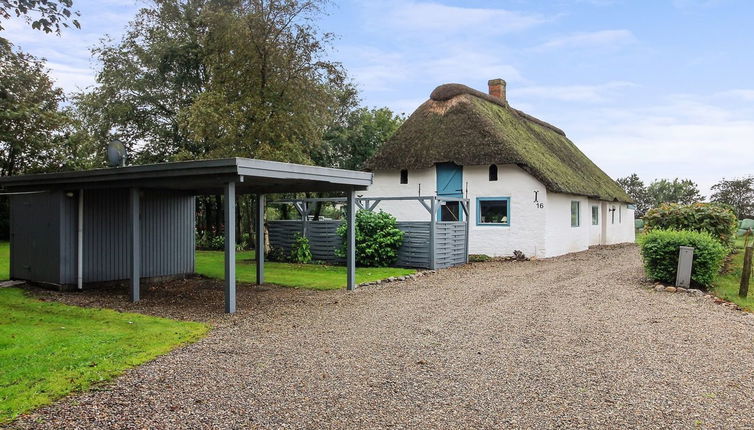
[77,189,84,290]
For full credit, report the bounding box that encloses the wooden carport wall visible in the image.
[0,158,372,313]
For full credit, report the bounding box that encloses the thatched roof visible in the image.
[364,83,631,203]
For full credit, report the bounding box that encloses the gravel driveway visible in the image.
[8,244,754,429]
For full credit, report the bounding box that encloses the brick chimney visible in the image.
[488,78,507,103]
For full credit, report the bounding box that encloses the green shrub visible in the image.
[267,246,289,262]
[335,210,404,267]
[638,229,728,287]
[290,233,312,264]
[469,254,491,262]
[196,232,225,250]
[643,203,738,245]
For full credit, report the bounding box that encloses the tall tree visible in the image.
[616,173,649,217]
[0,38,68,177]
[0,0,79,33]
[710,176,754,219]
[76,0,213,163]
[646,178,703,207]
[315,107,404,170]
[184,0,354,163]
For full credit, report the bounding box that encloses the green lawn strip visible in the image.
[0,288,208,424]
[0,241,8,281]
[713,238,754,311]
[196,250,415,290]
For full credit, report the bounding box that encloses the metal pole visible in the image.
[256,193,265,285]
[346,189,356,291]
[128,188,140,302]
[77,189,84,290]
[429,196,437,270]
[224,182,236,313]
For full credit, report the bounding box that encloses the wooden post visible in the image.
[346,189,356,291]
[256,194,265,285]
[740,240,753,298]
[224,182,236,313]
[128,188,140,302]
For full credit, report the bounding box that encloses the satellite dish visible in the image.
[106,140,127,167]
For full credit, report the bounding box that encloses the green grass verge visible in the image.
[196,250,415,290]
[0,288,208,424]
[0,241,8,281]
[713,238,754,311]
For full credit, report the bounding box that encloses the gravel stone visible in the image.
[665,286,678,293]
[10,244,754,429]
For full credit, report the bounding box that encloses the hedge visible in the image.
[638,229,727,287]
[643,203,738,245]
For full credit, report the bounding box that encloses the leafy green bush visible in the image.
[638,229,728,287]
[643,203,738,245]
[335,210,404,267]
[196,232,225,250]
[469,254,491,262]
[267,246,289,262]
[290,233,312,264]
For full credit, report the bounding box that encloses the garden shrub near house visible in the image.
[639,229,728,287]
[290,233,313,264]
[336,210,404,267]
[643,203,738,245]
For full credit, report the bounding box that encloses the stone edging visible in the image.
[358,270,436,288]
[650,282,748,312]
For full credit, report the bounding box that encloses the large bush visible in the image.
[643,203,738,245]
[638,229,728,287]
[335,210,404,267]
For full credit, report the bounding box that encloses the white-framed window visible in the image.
[592,205,599,225]
[571,201,580,227]
[611,205,616,224]
[476,197,510,226]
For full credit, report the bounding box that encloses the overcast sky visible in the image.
[3,0,753,196]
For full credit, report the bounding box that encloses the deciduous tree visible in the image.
[0,0,79,33]
[710,176,754,219]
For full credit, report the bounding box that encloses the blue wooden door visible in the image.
[436,163,463,221]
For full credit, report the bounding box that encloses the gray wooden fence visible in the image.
[267,219,467,269]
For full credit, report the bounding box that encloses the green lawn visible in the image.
[0,241,8,281]
[713,237,754,311]
[196,250,415,290]
[0,288,207,424]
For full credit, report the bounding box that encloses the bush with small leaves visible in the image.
[638,229,728,287]
[290,233,312,264]
[335,210,404,267]
[643,203,738,246]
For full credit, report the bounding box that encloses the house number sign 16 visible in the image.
[533,190,544,209]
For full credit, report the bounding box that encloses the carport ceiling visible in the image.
[0,158,373,194]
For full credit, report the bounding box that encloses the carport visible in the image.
[0,158,372,313]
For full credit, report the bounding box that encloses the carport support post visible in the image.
[346,189,356,291]
[429,197,437,270]
[128,188,140,302]
[224,181,236,313]
[256,193,265,285]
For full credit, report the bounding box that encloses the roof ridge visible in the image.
[429,83,565,136]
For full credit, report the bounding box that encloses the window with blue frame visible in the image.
[476,197,510,226]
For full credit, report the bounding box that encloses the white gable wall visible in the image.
[602,201,636,244]
[362,168,435,221]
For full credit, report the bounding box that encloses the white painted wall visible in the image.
[363,164,635,259]
[544,193,590,257]
[464,165,547,258]
[602,202,636,244]
[361,168,434,221]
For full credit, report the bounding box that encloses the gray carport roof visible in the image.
[0,157,372,194]
[1,158,370,313]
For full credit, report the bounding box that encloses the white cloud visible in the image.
[386,2,548,35]
[514,81,637,103]
[716,89,754,101]
[537,29,636,50]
